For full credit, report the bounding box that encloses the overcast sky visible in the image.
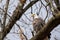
[0,0,60,40]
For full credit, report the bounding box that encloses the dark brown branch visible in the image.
[30,13,60,40]
[2,0,39,39]
[3,0,10,29]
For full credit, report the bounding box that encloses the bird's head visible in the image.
[31,13,39,19]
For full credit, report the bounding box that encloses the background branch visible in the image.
[2,0,39,39]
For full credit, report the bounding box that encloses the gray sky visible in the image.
[0,0,60,40]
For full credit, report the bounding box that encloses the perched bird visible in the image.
[31,14,45,33]
[31,13,51,40]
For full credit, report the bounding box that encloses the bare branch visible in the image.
[30,13,60,40]
[3,0,10,29]
[2,0,39,39]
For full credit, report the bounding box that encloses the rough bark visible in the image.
[30,13,60,40]
[0,0,10,40]
[2,0,39,39]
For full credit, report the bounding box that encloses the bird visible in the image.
[31,13,45,33]
[31,13,51,40]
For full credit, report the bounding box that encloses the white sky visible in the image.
[0,0,60,40]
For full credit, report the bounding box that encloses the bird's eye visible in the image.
[33,21,36,25]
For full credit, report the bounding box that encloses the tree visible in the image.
[0,0,60,40]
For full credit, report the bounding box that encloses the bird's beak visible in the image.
[31,14,35,17]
